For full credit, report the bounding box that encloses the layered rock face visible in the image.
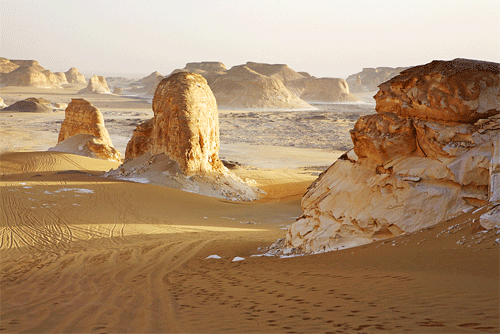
[114,72,259,200]
[285,58,500,253]
[51,99,121,161]
[65,67,86,83]
[210,65,313,109]
[78,75,111,94]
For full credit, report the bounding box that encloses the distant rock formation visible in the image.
[78,75,111,94]
[1,97,53,113]
[110,72,259,200]
[0,58,84,88]
[0,57,20,73]
[171,61,359,107]
[174,62,227,85]
[210,65,313,109]
[289,77,359,103]
[283,58,500,254]
[53,72,68,85]
[50,98,121,161]
[346,66,408,93]
[65,67,86,84]
[129,71,164,95]
[0,65,61,88]
[113,87,123,94]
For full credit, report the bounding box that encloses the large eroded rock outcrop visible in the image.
[210,65,313,110]
[50,99,121,162]
[78,75,111,94]
[284,58,500,253]
[110,72,259,200]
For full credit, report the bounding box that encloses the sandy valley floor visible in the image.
[1,86,499,333]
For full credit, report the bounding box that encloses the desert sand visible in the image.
[1,84,499,333]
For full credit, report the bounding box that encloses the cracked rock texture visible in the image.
[285,58,500,253]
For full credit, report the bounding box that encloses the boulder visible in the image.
[0,98,6,109]
[210,65,313,109]
[78,75,111,94]
[283,58,500,254]
[111,72,259,200]
[50,98,121,161]
[65,67,86,83]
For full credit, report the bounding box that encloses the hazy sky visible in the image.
[1,0,499,79]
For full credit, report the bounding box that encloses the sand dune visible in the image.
[1,150,498,333]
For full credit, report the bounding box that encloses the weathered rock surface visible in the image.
[110,72,259,200]
[1,98,53,113]
[78,75,111,94]
[65,67,86,84]
[0,98,6,109]
[375,58,500,123]
[210,65,313,110]
[346,66,408,93]
[284,58,500,254]
[51,99,121,161]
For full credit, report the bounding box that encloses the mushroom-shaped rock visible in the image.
[50,99,121,162]
[282,58,500,254]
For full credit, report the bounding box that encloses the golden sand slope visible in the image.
[1,151,498,333]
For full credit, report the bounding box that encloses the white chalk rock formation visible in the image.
[65,67,86,83]
[210,65,313,110]
[50,98,121,161]
[109,72,260,200]
[284,58,500,253]
[78,75,111,94]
